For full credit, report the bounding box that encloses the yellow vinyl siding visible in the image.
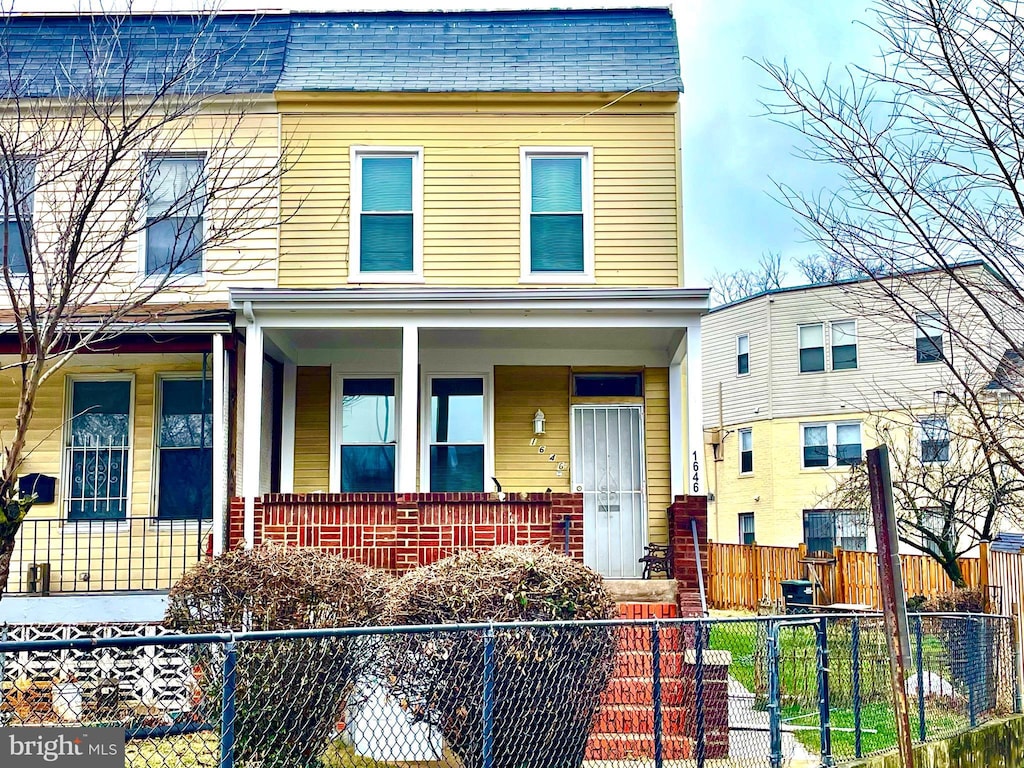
[279,99,680,287]
[643,367,671,546]
[2,356,208,591]
[293,366,331,492]
[493,366,571,493]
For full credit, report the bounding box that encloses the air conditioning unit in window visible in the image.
[705,429,724,461]
[26,563,50,595]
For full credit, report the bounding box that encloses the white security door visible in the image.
[572,405,646,578]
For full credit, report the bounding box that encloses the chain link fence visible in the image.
[0,613,1017,767]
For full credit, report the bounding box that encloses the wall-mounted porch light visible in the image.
[533,409,546,436]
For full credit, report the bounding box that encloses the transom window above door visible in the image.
[428,377,485,492]
[521,147,593,281]
[350,147,423,282]
[339,377,396,493]
[65,379,131,521]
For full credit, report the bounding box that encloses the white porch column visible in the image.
[280,363,297,493]
[242,321,264,549]
[211,333,228,556]
[398,324,419,493]
[684,320,705,496]
[669,355,685,500]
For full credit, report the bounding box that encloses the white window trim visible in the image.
[797,322,826,374]
[738,511,755,544]
[136,152,208,288]
[915,313,945,364]
[150,371,214,528]
[519,146,595,284]
[420,371,494,494]
[830,319,858,371]
[348,146,425,284]
[61,373,136,529]
[800,421,863,469]
[329,373,401,494]
[738,427,753,476]
[736,333,750,377]
[918,415,951,465]
[3,157,35,278]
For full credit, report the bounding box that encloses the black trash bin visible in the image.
[781,579,814,614]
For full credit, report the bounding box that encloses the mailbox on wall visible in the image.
[19,473,56,504]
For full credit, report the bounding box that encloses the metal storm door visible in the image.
[572,405,646,578]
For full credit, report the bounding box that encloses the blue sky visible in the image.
[14,0,881,288]
[676,0,878,287]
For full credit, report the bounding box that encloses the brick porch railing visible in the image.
[228,492,585,572]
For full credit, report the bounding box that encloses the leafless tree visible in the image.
[709,251,786,305]
[820,389,1024,586]
[759,0,1024,465]
[0,11,286,598]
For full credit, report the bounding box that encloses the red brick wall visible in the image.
[668,495,710,616]
[228,492,585,573]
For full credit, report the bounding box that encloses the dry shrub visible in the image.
[922,587,986,614]
[382,545,617,768]
[166,544,391,768]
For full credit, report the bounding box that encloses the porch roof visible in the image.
[229,286,710,317]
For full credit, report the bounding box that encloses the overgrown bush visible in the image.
[922,587,986,614]
[166,544,390,768]
[382,545,617,768]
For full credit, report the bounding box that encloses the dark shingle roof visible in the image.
[0,9,681,98]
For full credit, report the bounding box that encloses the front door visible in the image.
[572,405,646,578]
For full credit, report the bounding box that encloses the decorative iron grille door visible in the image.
[572,405,646,578]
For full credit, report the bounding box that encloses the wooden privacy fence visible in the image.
[708,542,982,611]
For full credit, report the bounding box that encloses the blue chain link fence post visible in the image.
[767,620,782,768]
[816,617,833,766]
[694,619,706,768]
[650,623,664,768]
[915,615,925,742]
[482,625,496,768]
[851,618,862,759]
[968,618,979,728]
[219,639,237,768]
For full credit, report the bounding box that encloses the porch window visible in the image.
[144,155,204,277]
[521,148,592,279]
[1,157,33,274]
[66,379,131,521]
[350,147,422,279]
[156,377,213,520]
[340,378,396,492]
[429,377,484,492]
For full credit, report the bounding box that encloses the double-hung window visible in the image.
[920,416,950,463]
[739,428,753,474]
[739,512,755,545]
[737,334,750,375]
[350,147,422,281]
[428,377,485,492]
[521,148,592,280]
[143,155,204,278]
[339,378,397,492]
[916,314,945,363]
[831,320,857,370]
[798,324,825,372]
[801,422,862,468]
[1,158,33,274]
[66,379,131,521]
[156,377,213,520]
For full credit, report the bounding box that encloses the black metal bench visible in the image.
[638,543,672,579]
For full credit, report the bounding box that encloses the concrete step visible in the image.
[604,579,678,604]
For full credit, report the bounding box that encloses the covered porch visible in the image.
[230,287,707,580]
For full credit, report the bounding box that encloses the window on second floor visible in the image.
[739,427,753,474]
[920,416,950,463]
[350,147,423,281]
[799,323,825,372]
[1,158,34,275]
[739,512,755,545]
[831,320,858,370]
[737,334,750,375]
[801,421,863,468]
[144,155,205,278]
[521,148,592,280]
[916,314,945,363]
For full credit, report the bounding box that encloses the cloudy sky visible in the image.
[8,0,881,287]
